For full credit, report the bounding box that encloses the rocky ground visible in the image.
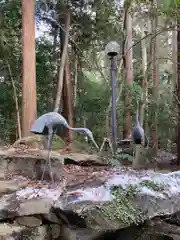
[0,147,179,239]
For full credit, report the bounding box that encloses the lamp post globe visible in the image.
[105,41,120,57]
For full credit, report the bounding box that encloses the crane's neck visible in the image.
[67,125,99,150]
[68,126,86,132]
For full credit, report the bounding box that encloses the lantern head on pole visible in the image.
[105,41,120,57]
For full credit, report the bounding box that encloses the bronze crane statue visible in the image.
[132,102,148,147]
[30,112,99,182]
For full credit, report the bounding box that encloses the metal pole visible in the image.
[110,56,117,154]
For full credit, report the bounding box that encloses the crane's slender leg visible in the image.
[133,144,136,162]
[41,129,54,182]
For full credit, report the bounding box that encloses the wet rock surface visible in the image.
[15,216,43,227]
[0,148,179,239]
[0,223,24,239]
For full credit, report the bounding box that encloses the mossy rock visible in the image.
[13,135,46,149]
[100,184,145,226]
[70,140,90,152]
[52,135,66,150]
[139,180,165,192]
[52,136,92,152]
[100,180,167,226]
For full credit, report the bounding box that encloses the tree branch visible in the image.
[54,10,70,112]
[7,63,22,139]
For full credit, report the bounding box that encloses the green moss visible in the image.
[100,180,166,225]
[52,135,66,150]
[20,228,36,240]
[71,139,90,151]
[51,135,91,152]
[101,184,144,225]
[21,226,47,239]
[139,180,165,192]
[109,158,121,167]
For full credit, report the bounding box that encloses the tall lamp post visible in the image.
[105,41,120,155]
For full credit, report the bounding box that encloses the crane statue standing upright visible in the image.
[30,112,99,182]
[132,102,148,148]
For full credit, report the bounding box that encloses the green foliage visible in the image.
[77,70,110,139]
[109,158,121,167]
[117,153,132,159]
[36,38,56,113]
[139,180,166,192]
[0,0,178,154]
[0,0,22,142]
[101,184,144,224]
[100,180,167,224]
[79,71,109,113]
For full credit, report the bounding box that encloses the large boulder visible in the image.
[0,148,104,180]
[57,168,180,230]
[0,148,180,239]
[0,163,179,231]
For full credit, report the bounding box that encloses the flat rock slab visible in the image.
[59,168,180,230]
[0,222,92,240]
[0,180,27,195]
[0,223,24,239]
[43,212,62,224]
[0,187,63,219]
[62,153,106,165]
[15,216,42,227]
[0,148,102,164]
[0,167,179,231]
[0,148,180,231]
[0,223,50,240]
[0,148,105,180]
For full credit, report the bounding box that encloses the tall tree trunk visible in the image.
[54,9,70,113]
[172,21,177,91]
[151,0,158,156]
[73,56,78,108]
[140,27,148,126]
[55,9,73,145]
[9,112,17,144]
[22,0,37,137]
[177,16,180,165]
[172,20,177,147]
[62,57,73,144]
[145,19,152,135]
[133,26,148,168]
[7,63,22,139]
[123,7,133,139]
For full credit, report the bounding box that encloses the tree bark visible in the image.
[54,9,70,113]
[133,26,148,168]
[62,58,73,144]
[123,7,133,139]
[177,15,180,165]
[140,27,148,126]
[171,20,178,152]
[172,21,177,91]
[151,0,158,156]
[7,63,22,139]
[73,56,78,108]
[22,0,37,137]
